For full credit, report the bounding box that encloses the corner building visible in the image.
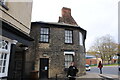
[28,7,87,79]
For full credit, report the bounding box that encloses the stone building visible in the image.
[0,0,33,80]
[29,7,87,79]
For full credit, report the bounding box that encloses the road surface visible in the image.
[87,66,119,75]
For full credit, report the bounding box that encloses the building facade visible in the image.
[0,0,33,80]
[28,7,87,79]
[86,54,102,66]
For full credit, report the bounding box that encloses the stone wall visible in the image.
[28,23,86,78]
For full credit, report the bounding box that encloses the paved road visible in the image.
[87,66,119,75]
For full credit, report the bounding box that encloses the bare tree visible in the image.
[88,34,117,64]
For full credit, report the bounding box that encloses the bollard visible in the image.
[56,74,57,80]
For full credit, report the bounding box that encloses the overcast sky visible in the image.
[31,0,119,51]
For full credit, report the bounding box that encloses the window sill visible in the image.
[0,2,9,11]
[65,43,73,45]
[39,41,49,43]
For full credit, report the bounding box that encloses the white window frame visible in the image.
[64,51,75,68]
[65,30,73,44]
[0,40,11,77]
[0,0,7,5]
[64,51,75,56]
[79,32,83,46]
[40,27,49,43]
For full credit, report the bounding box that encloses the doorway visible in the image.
[39,58,49,79]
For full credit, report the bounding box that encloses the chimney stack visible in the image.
[62,7,71,17]
[58,7,78,26]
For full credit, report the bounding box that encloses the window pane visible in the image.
[45,28,49,34]
[40,28,49,34]
[1,53,4,59]
[65,54,73,68]
[0,53,8,73]
[68,62,71,67]
[69,33,72,37]
[0,41,2,49]
[0,67,1,73]
[0,40,8,50]
[44,36,49,42]
[4,54,7,59]
[65,55,68,61]
[3,60,6,66]
[65,62,67,68]
[79,32,83,46]
[0,60,2,66]
[69,38,72,43]
[69,56,73,61]
[65,62,69,68]
[2,67,5,73]
[69,31,72,34]
[40,35,44,41]
[45,35,48,39]
[40,29,44,34]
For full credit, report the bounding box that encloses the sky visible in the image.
[31,0,119,51]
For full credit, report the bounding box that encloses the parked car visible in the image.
[85,64,91,71]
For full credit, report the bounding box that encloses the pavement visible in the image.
[76,72,119,80]
[76,72,102,80]
[99,73,119,80]
[40,72,119,80]
[40,73,102,80]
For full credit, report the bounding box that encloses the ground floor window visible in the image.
[65,54,74,68]
[0,40,11,77]
[0,53,7,73]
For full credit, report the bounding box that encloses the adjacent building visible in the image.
[86,54,102,66]
[28,7,87,79]
[0,0,33,80]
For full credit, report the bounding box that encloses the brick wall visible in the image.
[86,59,97,65]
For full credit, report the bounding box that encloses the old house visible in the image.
[29,7,87,79]
[0,0,33,80]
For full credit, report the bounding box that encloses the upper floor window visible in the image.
[79,32,83,46]
[40,27,49,43]
[65,30,73,44]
